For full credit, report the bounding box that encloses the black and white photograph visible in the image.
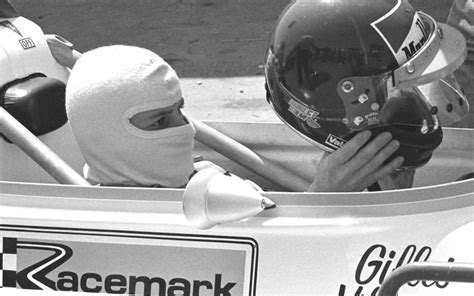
[1,0,473,295]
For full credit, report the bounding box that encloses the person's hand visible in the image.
[307,130,404,192]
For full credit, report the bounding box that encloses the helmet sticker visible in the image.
[371,0,429,65]
[325,134,347,150]
[365,112,380,126]
[288,99,321,128]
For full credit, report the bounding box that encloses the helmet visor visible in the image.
[391,13,468,125]
[415,73,469,125]
[339,12,468,131]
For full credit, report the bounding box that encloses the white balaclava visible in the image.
[66,45,195,187]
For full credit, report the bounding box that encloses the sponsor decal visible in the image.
[400,16,429,60]
[364,112,380,126]
[288,99,321,128]
[0,226,258,295]
[0,20,22,36]
[18,37,35,50]
[371,0,429,64]
[337,244,455,296]
[325,134,346,149]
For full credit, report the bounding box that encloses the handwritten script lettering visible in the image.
[338,244,454,295]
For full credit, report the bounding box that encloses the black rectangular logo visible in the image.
[18,37,35,50]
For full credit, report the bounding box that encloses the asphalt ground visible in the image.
[11,0,455,122]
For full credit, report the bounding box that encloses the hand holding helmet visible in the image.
[265,0,469,191]
[308,130,404,192]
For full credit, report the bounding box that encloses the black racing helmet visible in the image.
[265,0,468,169]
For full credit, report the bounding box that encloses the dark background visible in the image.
[11,0,452,77]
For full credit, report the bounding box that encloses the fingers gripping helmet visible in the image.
[265,0,468,169]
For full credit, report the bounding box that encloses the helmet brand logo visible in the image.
[371,0,430,65]
[325,134,346,149]
[401,17,429,60]
[288,99,321,128]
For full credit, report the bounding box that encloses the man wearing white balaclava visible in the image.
[66,45,195,187]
